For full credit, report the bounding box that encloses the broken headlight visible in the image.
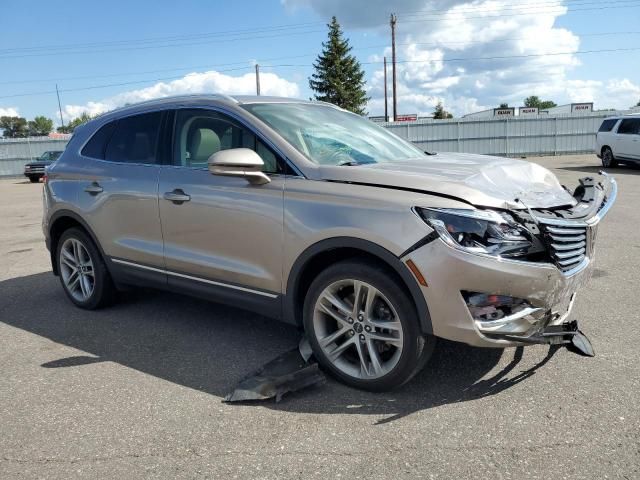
[416,207,533,258]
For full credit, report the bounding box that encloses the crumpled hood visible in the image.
[319,152,577,209]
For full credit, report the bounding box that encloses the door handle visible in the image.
[163,189,191,204]
[84,182,103,195]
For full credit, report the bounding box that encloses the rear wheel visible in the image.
[56,228,116,309]
[601,147,618,168]
[303,260,434,391]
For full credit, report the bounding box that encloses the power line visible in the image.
[0,28,326,60]
[259,47,640,68]
[1,1,637,60]
[1,46,638,100]
[1,1,574,56]
[3,30,638,87]
[400,3,640,22]
[397,0,640,16]
[0,66,255,100]
[0,21,324,55]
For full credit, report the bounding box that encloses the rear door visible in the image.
[615,118,640,160]
[76,110,168,285]
[158,108,286,311]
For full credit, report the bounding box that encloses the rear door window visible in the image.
[617,118,640,135]
[598,119,618,132]
[104,112,163,164]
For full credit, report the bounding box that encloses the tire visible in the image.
[28,175,40,183]
[56,227,116,309]
[601,147,618,168]
[303,259,435,391]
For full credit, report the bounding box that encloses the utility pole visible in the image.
[390,13,397,122]
[383,56,388,122]
[55,84,65,131]
[255,64,261,96]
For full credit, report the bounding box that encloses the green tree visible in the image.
[499,103,509,108]
[0,116,28,138]
[56,112,93,133]
[636,99,640,107]
[309,16,369,115]
[433,102,453,119]
[524,95,557,110]
[27,116,53,136]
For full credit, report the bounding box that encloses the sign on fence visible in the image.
[395,114,418,122]
[493,108,515,117]
[571,103,593,114]
[519,107,539,116]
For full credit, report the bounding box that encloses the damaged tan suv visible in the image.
[43,95,616,391]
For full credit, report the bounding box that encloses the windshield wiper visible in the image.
[337,160,361,166]
[424,151,438,156]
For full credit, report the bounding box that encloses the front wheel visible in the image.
[28,175,40,183]
[303,260,434,391]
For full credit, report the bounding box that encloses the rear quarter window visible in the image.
[598,119,618,132]
[81,122,117,159]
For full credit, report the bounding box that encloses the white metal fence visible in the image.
[0,109,636,177]
[0,137,69,177]
[382,110,635,157]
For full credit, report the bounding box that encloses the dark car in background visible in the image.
[24,150,63,182]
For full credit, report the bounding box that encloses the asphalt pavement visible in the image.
[0,154,638,479]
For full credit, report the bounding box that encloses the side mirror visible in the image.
[208,148,270,185]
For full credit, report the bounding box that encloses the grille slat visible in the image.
[548,234,586,242]
[546,226,584,235]
[539,221,589,272]
[551,241,586,251]
[557,254,585,267]
[554,249,584,260]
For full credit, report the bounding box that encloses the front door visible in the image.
[158,108,286,310]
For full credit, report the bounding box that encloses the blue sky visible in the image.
[1,0,639,123]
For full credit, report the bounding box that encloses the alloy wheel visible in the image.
[312,279,404,380]
[59,238,95,302]
[602,149,613,167]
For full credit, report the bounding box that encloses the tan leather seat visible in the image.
[188,128,221,168]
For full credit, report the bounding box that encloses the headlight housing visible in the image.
[416,207,534,258]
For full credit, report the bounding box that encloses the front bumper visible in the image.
[24,166,46,176]
[405,173,616,348]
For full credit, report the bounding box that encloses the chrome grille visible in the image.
[540,223,589,272]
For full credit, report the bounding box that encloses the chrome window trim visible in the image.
[77,107,168,165]
[111,258,279,298]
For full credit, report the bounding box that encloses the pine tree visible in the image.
[433,102,453,119]
[309,16,369,115]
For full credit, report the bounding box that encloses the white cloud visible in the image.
[62,70,300,121]
[287,0,638,116]
[0,107,19,117]
[564,78,640,110]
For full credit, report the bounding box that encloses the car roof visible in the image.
[104,94,318,114]
[604,113,640,120]
[78,94,339,133]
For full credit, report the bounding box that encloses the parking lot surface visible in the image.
[1,154,639,479]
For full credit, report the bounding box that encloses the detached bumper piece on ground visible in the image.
[500,320,595,357]
[224,338,326,402]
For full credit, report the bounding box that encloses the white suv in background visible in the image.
[596,114,640,168]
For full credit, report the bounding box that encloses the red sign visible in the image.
[395,114,418,122]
